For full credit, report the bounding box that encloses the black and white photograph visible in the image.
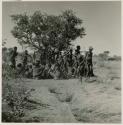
[2,1,121,123]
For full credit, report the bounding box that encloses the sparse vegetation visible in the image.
[2,54,121,123]
[2,61,31,122]
[2,8,121,123]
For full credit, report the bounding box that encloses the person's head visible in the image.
[14,46,17,51]
[33,62,35,66]
[89,46,93,52]
[76,45,80,50]
[35,60,40,66]
[80,55,84,60]
[48,63,51,68]
[29,65,32,69]
[17,63,22,68]
[59,51,62,55]
[70,49,73,53]
[25,50,28,54]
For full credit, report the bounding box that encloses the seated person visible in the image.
[26,65,33,78]
[16,63,23,75]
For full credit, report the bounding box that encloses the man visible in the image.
[75,45,81,56]
[10,46,18,69]
[33,51,36,63]
[78,55,85,76]
[16,63,23,75]
[22,50,29,68]
[86,46,94,77]
[51,48,56,64]
[33,60,41,79]
[40,48,47,65]
[25,65,33,79]
[68,49,73,67]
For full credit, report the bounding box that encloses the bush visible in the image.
[2,63,30,122]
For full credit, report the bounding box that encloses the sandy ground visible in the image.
[22,61,121,123]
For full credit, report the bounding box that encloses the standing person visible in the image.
[33,51,36,63]
[42,48,47,65]
[72,55,78,78]
[10,46,18,69]
[54,49,59,61]
[40,48,44,65]
[75,45,81,56]
[67,49,73,67]
[86,46,94,77]
[50,48,56,65]
[22,50,29,68]
[63,54,69,78]
[33,60,38,79]
[78,55,85,81]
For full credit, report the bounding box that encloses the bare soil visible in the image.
[15,61,122,123]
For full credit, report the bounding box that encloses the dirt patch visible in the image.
[18,61,121,123]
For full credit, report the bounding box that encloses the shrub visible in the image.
[2,63,30,122]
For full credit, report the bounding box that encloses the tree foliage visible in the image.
[11,10,86,51]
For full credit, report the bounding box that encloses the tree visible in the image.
[2,39,7,47]
[11,10,86,51]
[103,51,110,60]
[104,51,110,55]
[98,51,110,61]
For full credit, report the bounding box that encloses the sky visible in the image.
[2,1,121,56]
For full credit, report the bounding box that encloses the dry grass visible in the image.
[2,60,121,123]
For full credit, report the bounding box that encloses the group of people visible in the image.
[9,45,94,80]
